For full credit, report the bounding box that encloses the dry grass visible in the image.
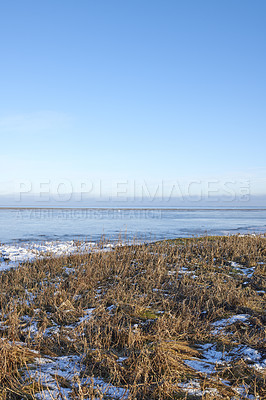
[0,234,265,399]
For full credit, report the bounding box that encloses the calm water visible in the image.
[1,208,266,244]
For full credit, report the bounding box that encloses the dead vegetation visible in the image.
[0,234,265,399]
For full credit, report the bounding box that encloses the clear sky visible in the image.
[0,0,266,205]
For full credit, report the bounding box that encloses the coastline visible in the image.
[1,206,266,210]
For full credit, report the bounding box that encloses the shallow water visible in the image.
[1,207,266,244]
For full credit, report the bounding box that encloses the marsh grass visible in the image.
[0,235,265,399]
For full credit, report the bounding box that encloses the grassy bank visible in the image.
[0,235,265,399]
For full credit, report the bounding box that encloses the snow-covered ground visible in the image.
[185,342,266,375]
[0,240,114,271]
[26,353,129,400]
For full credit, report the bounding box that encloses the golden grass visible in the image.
[0,234,265,399]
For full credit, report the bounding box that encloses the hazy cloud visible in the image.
[0,111,72,134]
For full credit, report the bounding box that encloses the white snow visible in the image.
[177,380,220,397]
[184,343,266,376]
[76,308,95,324]
[211,314,250,334]
[26,353,129,400]
[230,261,255,277]
[0,240,114,271]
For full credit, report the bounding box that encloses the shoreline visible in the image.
[1,233,266,272]
[1,206,266,210]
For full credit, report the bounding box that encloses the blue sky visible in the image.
[0,0,266,205]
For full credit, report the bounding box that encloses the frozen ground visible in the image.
[26,354,129,400]
[0,240,114,271]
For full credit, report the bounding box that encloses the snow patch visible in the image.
[212,314,250,334]
[0,240,114,271]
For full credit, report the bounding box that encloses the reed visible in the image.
[0,234,265,399]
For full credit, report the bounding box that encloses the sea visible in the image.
[1,207,266,244]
